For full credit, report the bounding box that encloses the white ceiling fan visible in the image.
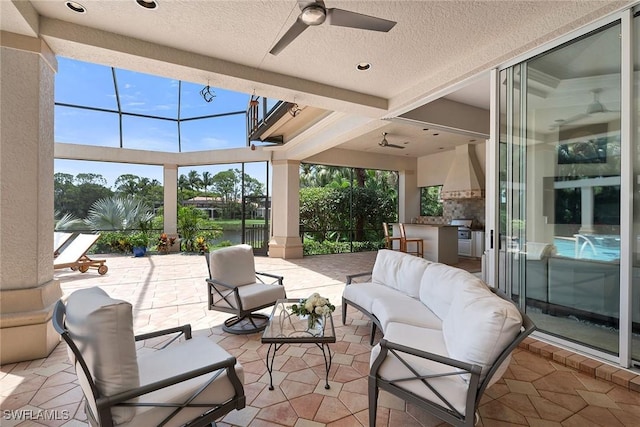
[550,89,620,129]
[378,132,405,149]
[269,0,397,55]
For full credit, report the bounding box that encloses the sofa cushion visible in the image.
[65,287,139,424]
[343,282,403,313]
[372,249,432,298]
[371,294,442,332]
[371,323,469,414]
[419,263,487,319]
[442,287,522,380]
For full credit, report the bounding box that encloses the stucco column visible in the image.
[162,164,181,251]
[398,169,420,223]
[268,159,303,258]
[579,185,595,235]
[0,34,61,364]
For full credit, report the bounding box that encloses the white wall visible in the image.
[417,142,486,187]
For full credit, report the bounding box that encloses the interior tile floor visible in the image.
[2,251,640,426]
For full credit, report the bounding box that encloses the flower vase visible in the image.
[307,315,323,334]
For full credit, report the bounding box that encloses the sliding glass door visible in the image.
[630,10,640,363]
[499,22,623,356]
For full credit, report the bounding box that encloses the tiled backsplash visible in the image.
[415,198,486,228]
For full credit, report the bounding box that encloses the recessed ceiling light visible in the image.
[433,133,439,136]
[65,1,86,13]
[469,139,476,142]
[136,0,158,10]
[423,128,429,131]
[356,62,371,71]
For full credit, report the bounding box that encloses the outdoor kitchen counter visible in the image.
[391,224,459,265]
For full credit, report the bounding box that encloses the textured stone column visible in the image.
[0,33,60,364]
[268,159,303,258]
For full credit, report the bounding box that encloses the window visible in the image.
[420,186,443,216]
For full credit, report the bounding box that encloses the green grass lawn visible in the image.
[208,219,266,230]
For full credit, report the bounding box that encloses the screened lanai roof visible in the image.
[54,57,279,153]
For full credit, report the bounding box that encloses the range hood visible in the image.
[441,144,485,200]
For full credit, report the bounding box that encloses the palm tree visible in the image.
[187,170,203,193]
[84,196,154,232]
[178,174,191,191]
[54,210,84,231]
[201,171,214,197]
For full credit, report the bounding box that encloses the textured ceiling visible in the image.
[2,0,633,159]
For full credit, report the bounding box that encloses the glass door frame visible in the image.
[487,7,636,368]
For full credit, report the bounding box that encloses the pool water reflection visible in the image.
[553,235,620,262]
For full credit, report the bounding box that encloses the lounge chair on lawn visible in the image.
[54,233,108,275]
[54,232,74,257]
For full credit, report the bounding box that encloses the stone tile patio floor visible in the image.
[2,251,640,426]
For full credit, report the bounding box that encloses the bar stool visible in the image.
[382,222,402,251]
[399,223,424,258]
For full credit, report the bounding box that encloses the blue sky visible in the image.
[54,57,270,188]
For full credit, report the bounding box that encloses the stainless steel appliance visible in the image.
[451,219,473,257]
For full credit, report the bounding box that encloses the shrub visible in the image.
[96,231,132,253]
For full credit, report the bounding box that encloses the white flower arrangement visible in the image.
[290,293,336,318]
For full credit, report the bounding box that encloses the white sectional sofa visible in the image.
[342,249,535,427]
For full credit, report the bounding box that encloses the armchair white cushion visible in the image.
[208,244,258,286]
[56,287,246,427]
[207,244,286,334]
[64,287,139,424]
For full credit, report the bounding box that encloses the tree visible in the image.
[75,173,107,186]
[54,210,84,231]
[114,174,164,208]
[212,169,241,218]
[54,173,113,219]
[201,171,214,197]
[187,170,203,192]
[114,174,140,195]
[300,164,347,188]
[298,164,399,250]
[178,174,191,191]
[243,174,264,196]
[212,170,239,202]
[84,196,155,232]
[420,186,443,216]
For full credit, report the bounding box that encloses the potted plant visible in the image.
[130,232,149,257]
[195,236,208,254]
[157,233,177,254]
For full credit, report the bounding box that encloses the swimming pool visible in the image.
[553,235,620,262]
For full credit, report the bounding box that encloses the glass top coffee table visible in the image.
[262,298,336,390]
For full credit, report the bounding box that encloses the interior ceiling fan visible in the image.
[378,132,405,149]
[269,0,397,55]
[550,89,620,129]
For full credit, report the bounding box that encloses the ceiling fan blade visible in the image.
[270,17,308,55]
[386,143,405,149]
[326,8,396,32]
[563,113,589,125]
[549,112,589,130]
